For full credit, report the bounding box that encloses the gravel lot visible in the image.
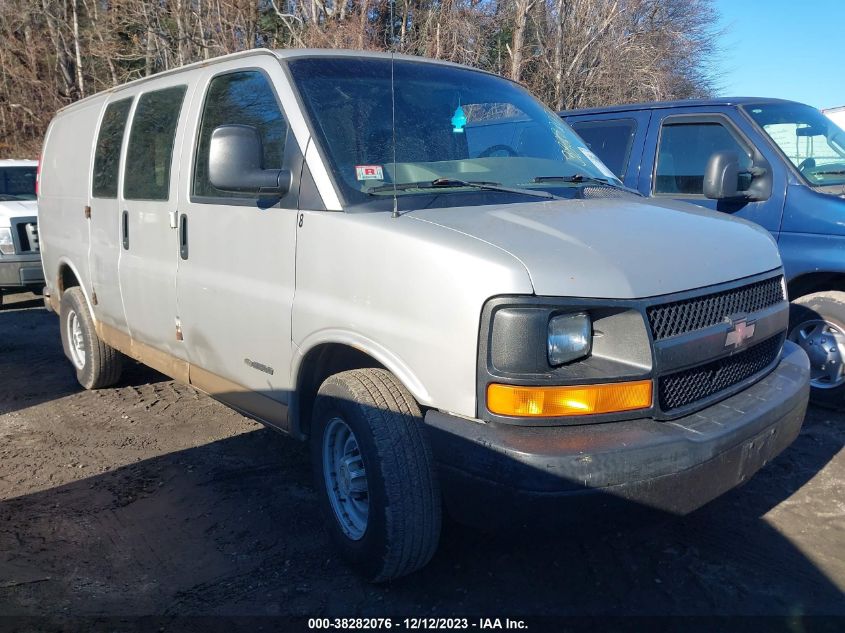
[0,291,843,624]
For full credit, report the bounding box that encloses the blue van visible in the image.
[563,98,845,406]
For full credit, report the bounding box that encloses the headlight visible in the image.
[0,227,14,255]
[548,312,591,365]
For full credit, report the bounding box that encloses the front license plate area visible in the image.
[739,425,780,482]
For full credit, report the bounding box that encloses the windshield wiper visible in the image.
[532,174,640,195]
[533,174,609,183]
[367,178,560,200]
[532,174,643,196]
[813,170,845,176]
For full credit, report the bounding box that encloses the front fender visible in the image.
[291,329,433,407]
[779,232,845,284]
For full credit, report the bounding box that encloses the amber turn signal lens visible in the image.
[487,380,653,417]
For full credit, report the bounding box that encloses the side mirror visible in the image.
[703,150,744,200]
[208,124,290,197]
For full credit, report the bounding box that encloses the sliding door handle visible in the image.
[122,210,129,250]
[179,213,188,260]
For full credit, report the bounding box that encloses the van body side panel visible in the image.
[780,177,845,237]
[778,185,845,283]
[291,211,534,418]
[117,79,195,360]
[175,58,299,412]
[779,232,845,284]
[38,99,105,300]
[622,111,652,189]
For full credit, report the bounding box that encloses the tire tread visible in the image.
[316,368,441,582]
[61,287,124,389]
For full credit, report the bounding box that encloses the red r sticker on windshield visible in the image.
[355,165,384,181]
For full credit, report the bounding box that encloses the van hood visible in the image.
[0,199,38,226]
[407,197,781,299]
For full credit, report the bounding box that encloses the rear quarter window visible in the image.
[569,118,637,178]
[92,98,132,198]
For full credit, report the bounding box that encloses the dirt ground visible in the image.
[1,291,843,625]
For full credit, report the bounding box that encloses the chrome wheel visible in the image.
[789,319,845,389]
[322,417,369,540]
[66,309,86,370]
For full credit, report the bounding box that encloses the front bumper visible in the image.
[423,341,810,526]
[0,253,44,288]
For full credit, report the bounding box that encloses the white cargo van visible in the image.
[39,49,810,581]
[0,159,43,306]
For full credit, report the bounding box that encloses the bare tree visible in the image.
[0,0,723,157]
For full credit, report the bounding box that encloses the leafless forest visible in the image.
[0,0,721,157]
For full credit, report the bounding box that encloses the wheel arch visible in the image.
[290,337,430,439]
[787,272,845,301]
[54,257,94,316]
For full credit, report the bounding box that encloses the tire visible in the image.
[788,291,845,409]
[59,287,124,389]
[311,368,441,582]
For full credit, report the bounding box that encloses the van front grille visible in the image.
[658,334,783,412]
[647,276,784,341]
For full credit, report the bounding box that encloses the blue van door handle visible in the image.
[122,210,129,250]
[179,213,188,260]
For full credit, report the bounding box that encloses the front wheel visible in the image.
[59,287,124,389]
[788,291,845,409]
[311,368,441,582]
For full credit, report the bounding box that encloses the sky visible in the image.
[714,0,845,110]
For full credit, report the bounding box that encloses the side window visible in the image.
[655,120,752,195]
[569,119,637,179]
[92,98,132,198]
[193,71,287,199]
[124,85,187,201]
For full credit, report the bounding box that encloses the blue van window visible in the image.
[655,121,752,195]
[569,119,636,178]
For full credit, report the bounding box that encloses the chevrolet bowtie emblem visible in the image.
[725,318,756,348]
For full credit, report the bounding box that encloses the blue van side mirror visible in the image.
[209,124,290,197]
[704,150,770,201]
[703,150,744,200]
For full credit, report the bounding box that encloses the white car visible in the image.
[0,159,43,306]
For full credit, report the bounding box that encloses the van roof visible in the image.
[560,97,804,117]
[56,48,489,115]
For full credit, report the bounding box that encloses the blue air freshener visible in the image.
[451,106,467,133]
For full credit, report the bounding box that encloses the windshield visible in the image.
[744,102,845,187]
[288,57,621,207]
[0,166,37,201]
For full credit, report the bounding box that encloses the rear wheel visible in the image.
[59,287,124,389]
[788,291,845,409]
[311,368,441,582]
